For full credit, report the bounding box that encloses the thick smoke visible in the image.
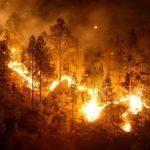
[0,0,150,52]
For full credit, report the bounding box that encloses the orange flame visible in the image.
[8,60,39,89]
[122,122,131,132]
[8,47,150,131]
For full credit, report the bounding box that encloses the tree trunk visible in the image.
[39,71,42,102]
[31,52,34,107]
[129,72,132,95]
[59,34,62,82]
[75,38,79,84]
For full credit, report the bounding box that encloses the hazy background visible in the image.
[0,0,150,51]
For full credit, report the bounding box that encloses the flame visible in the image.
[122,112,128,118]
[82,89,103,122]
[129,95,143,114]
[8,60,39,89]
[50,75,75,91]
[122,122,131,132]
[10,47,16,54]
[50,75,102,122]
[119,94,149,132]
[7,47,150,131]
[8,47,39,90]
[82,100,103,122]
[49,75,150,123]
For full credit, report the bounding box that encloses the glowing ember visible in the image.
[122,122,131,132]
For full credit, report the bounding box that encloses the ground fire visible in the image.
[7,46,150,132]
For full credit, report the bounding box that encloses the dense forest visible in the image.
[0,0,150,150]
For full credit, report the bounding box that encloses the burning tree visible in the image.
[102,74,113,103]
[26,35,55,103]
[27,35,36,105]
[101,74,114,133]
[50,18,76,81]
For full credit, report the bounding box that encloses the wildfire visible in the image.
[10,47,16,55]
[49,75,75,91]
[8,60,39,89]
[50,75,102,122]
[119,94,144,115]
[82,100,103,122]
[129,95,143,114]
[119,94,148,132]
[7,47,150,131]
[82,89,103,122]
[122,112,128,118]
[122,122,131,132]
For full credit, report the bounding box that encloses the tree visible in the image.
[129,29,138,49]
[35,35,55,102]
[102,74,113,135]
[102,74,113,103]
[122,29,142,94]
[27,35,55,103]
[0,40,10,101]
[50,18,75,81]
[27,35,36,106]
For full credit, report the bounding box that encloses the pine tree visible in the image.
[102,74,113,136]
[102,74,113,102]
[50,18,75,81]
[27,35,36,106]
[27,35,55,103]
[122,29,140,94]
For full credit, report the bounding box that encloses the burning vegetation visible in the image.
[0,0,150,150]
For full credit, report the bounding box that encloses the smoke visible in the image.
[0,0,150,52]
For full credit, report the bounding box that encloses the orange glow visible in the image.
[82,100,103,122]
[49,75,102,122]
[10,47,16,54]
[122,112,128,118]
[122,122,131,132]
[7,46,150,130]
[49,75,75,91]
[8,61,39,89]
[93,25,98,30]
[81,89,103,122]
[129,95,143,114]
